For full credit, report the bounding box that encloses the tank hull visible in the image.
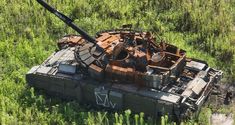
[26,62,221,119]
[26,71,180,117]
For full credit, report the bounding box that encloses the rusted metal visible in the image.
[57,35,84,49]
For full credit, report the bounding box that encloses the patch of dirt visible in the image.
[207,83,235,125]
[211,113,234,125]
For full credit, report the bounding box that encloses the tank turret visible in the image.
[36,0,189,89]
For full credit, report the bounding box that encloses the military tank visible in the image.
[26,0,223,119]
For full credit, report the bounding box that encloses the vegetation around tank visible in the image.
[0,0,234,124]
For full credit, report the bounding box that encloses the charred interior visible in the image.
[70,30,187,88]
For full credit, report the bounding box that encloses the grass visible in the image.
[0,0,234,124]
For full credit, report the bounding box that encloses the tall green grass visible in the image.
[0,0,234,124]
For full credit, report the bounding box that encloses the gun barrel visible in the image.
[36,0,96,43]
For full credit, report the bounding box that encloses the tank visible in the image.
[26,0,223,119]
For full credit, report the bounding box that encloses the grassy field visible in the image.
[0,0,234,124]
